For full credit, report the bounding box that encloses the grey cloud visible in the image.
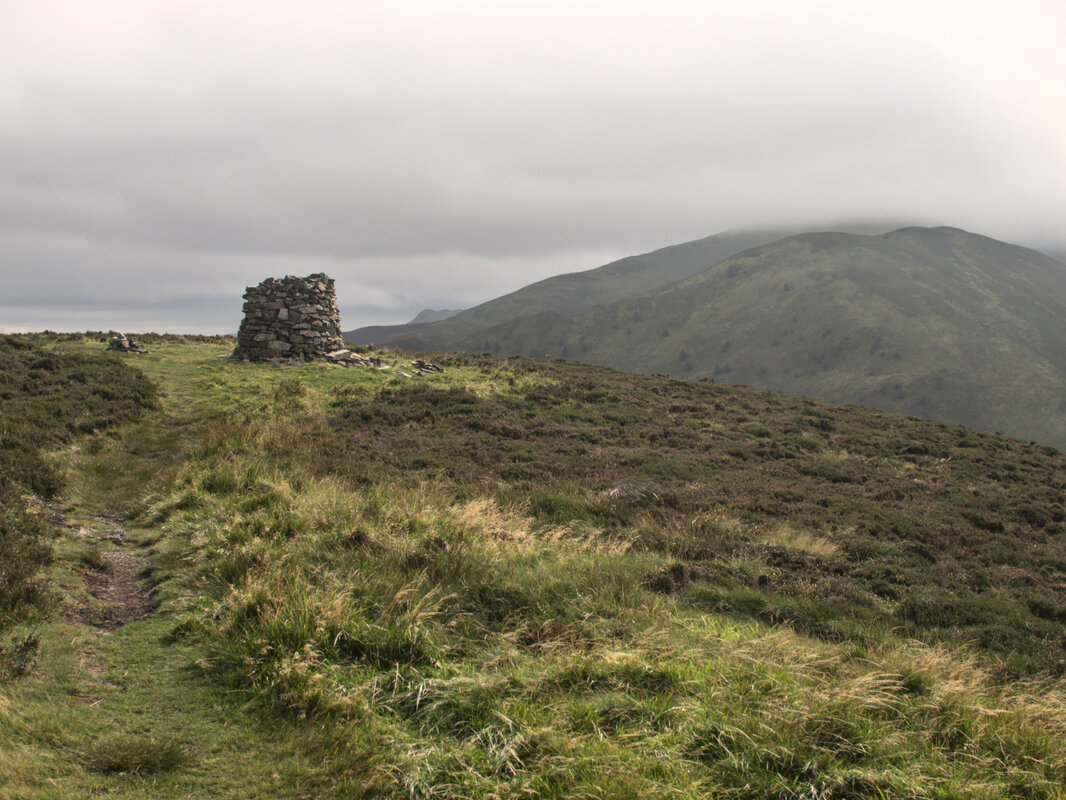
[2,1,1065,333]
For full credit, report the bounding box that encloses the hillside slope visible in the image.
[343,309,462,345]
[446,227,1066,448]
[4,336,1066,798]
[362,227,838,347]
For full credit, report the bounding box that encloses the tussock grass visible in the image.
[759,523,842,560]
[151,457,1066,796]
[83,733,187,775]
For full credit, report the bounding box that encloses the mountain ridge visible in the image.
[419,226,1066,447]
[353,223,904,348]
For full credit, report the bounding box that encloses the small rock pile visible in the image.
[105,333,147,354]
[325,349,383,368]
[326,354,446,377]
[412,359,445,375]
[231,273,346,362]
[392,360,446,378]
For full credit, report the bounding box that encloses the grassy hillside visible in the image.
[360,228,817,347]
[2,336,1065,798]
[448,227,1066,448]
[0,334,158,678]
[0,333,159,497]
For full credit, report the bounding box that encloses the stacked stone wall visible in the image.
[231,273,346,361]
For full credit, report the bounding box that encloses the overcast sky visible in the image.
[2,0,1065,333]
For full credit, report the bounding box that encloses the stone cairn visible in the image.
[231,273,351,362]
[230,272,446,375]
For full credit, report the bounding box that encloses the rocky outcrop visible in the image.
[231,273,346,362]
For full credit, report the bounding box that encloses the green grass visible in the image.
[0,618,344,798]
[2,334,1066,798]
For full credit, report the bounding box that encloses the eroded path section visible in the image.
[36,500,157,630]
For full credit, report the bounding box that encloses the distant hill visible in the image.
[409,308,462,324]
[435,227,1066,448]
[1044,246,1066,266]
[376,226,896,349]
[343,308,462,346]
[343,322,429,346]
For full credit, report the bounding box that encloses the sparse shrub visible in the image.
[0,482,53,679]
[0,486,53,619]
[0,632,41,680]
[529,491,598,525]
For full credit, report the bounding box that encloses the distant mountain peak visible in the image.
[409,309,463,325]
